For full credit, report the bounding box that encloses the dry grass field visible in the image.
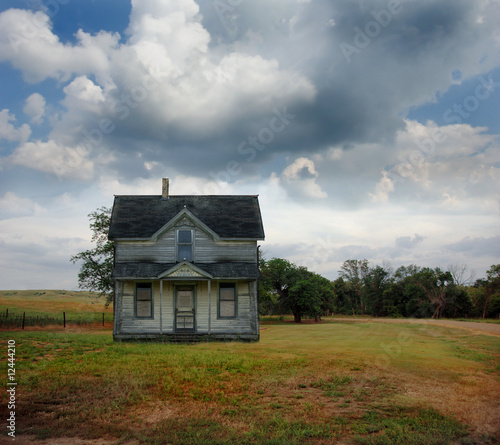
[0,291,499,444]
[0,290,113,328]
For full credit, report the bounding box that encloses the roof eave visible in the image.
[218,237,264,241]
[110,236,264,242]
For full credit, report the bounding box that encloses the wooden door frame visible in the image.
[174,284,196,333]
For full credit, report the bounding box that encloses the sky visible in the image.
[0,0,499,290]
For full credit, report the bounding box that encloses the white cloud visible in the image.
[98,175,161,198]
[0,192,46,218]
[23,93,46,124]
[281,157,327,199]
[0,3,315,129]
[0,109,31,143]
[368,120,500,206]
[7,140,95,180]
[370,170,395,203]
[62,76,106,111]
[0,9,117,82]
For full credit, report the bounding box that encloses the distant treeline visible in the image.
[259,258,500,322]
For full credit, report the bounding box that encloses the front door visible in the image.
[175,287,195,332]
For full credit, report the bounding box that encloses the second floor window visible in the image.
[177,229,193,261]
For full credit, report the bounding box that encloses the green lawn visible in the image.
[1,320,499,444]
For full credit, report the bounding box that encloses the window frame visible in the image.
[135,282,154,319]
[218,282,237,319]
[176,228,194,262]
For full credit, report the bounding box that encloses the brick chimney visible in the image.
[162,178,169,198]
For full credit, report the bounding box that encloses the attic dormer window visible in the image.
[177,229,193,262]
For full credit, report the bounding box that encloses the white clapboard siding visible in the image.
[115,226,256,263]
[195,281,208,332]
[115,232,176,262]
[116,279,258,336]
[194,230,256,262]
[204,281,253,333]
[120,281,165,333]
[160,281,175,332]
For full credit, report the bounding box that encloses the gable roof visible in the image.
[108,195,265,240]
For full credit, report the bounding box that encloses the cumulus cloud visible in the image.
[7,140,95,180]
[0,9,117,82]
[23,93,46,124]
[281,157,327,198]
[0,2,317,178]
[364,120,500,208]
[62,77,106,111]
[0,109,31,143]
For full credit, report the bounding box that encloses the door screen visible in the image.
[176,289,195,331]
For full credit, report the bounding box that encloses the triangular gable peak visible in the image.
[159,261,213,279]
[151,207,220,242]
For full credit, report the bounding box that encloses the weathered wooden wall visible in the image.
[113,279,259,338]
[115,225,257,263]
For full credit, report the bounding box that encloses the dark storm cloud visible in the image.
[18,0,493,184]
[2,0,498,182]
[116,0,497,179]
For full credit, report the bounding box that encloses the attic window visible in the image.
[177,229,193,262]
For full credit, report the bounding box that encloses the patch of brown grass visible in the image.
[14,437,127,445]
[393,368,500,438]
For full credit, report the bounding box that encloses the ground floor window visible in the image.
[135,282,153,318]
[218,283,237,318]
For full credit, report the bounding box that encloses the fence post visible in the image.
[102,313,104,327]
[5,308,8,318]
[22,312,25,330]
[63,312,66,328]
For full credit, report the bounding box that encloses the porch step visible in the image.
[113,332,259,343]
[168,333,205,343]
[166,333,242,343]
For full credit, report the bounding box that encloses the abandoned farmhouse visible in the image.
[108,179,265,341]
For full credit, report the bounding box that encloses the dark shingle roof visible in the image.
[112,262,259,279]
[108,195,265,240]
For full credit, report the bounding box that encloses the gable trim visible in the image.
[158,261,213,280]
[151,207,220,242]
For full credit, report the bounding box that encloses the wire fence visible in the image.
[0,309,113,329]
